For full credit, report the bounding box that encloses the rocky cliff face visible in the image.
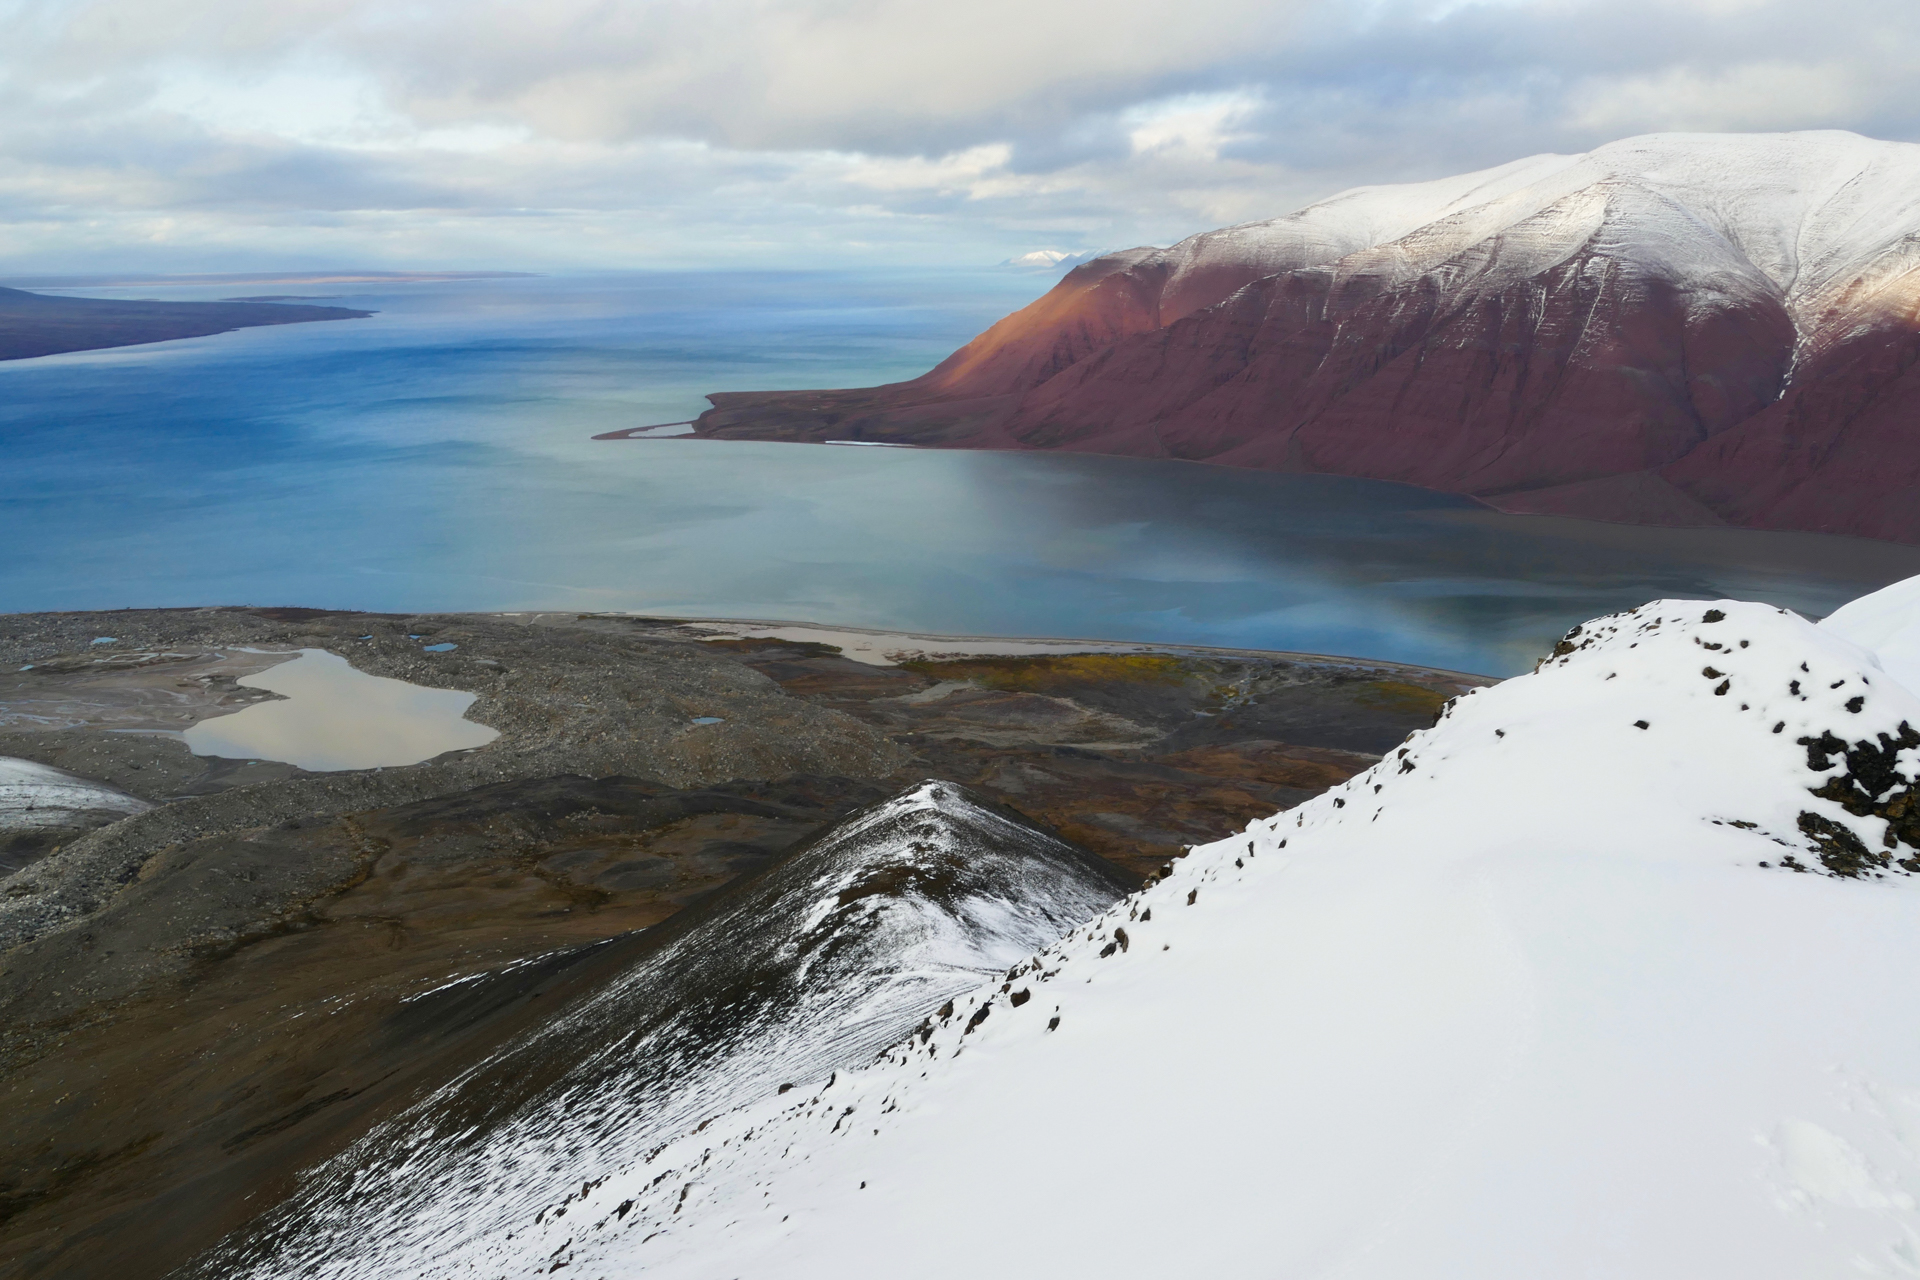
[695,132,1920,543]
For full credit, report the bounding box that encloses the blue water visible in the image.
[5,270,1918,675]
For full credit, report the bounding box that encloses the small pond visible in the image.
[182,649,500,771]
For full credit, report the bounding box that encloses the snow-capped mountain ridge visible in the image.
[1154,131,1920,334]
[525,585,1920,1278]
[697,130,1920,541]
[1200,131,1920,398]
[192,780,1131,1279]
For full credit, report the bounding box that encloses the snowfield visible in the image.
[1827,577,1920,705]
[514,585,1920,1279]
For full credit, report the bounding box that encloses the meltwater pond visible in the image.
[182,649,498,771]
[5,269,1919,677]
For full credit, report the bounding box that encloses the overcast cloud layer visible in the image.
[2,0,1917,271]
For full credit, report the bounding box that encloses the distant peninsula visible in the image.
[0,286,373,361]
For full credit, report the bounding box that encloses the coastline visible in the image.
[0,287,374,362]
[565,611,1502,683]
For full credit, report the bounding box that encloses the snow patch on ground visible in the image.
[0,757,150,831]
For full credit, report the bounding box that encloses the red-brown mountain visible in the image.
[694,132,1920,543]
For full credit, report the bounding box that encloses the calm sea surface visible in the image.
[5,270,1918,676]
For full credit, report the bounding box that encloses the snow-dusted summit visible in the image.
[1000,249,1097,270]
[1104,131,1920,335]
[507,577,1920,1278]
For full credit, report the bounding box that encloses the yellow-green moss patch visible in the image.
[899,653,1191,693]
[1353,680,1450,717]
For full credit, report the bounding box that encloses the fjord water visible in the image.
[5,271,1917,677]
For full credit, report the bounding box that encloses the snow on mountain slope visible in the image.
[1147,149,1587,321]
[698,131,1920,542]
[1823,575,1920,701]
[189,781,1131,1280]
[525,587,1920,1278]
[1141,130,1920,330]
[948,129,1920,370]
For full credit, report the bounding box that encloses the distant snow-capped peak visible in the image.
[1001,249,1097,270]
[1145,130,1920,332]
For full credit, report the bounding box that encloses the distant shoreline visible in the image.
[0,270,535,290]
[0,286,373,362]
[0,605,1504,685]
[486,610,1503,683]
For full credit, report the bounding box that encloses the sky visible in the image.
[2,0,1918,273]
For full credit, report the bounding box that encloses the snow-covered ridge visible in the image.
[537,587,1920,1278]
[194,780,1131,1279]
[1824,574,1920,700]
[1145,131,1920,339]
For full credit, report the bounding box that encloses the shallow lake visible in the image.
[181,649,499,771]
[5,270,1918,676]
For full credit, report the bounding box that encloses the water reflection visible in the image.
[183,650,499,771]
[940,452,1920,672]
[4,271,1917,677]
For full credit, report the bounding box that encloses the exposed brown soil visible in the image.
[0,775,887,1280]
[0,606,1485,1279]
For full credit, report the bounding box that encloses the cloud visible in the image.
[2,0,1918,270]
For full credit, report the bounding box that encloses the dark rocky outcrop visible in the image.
[1796,721,1920,876]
